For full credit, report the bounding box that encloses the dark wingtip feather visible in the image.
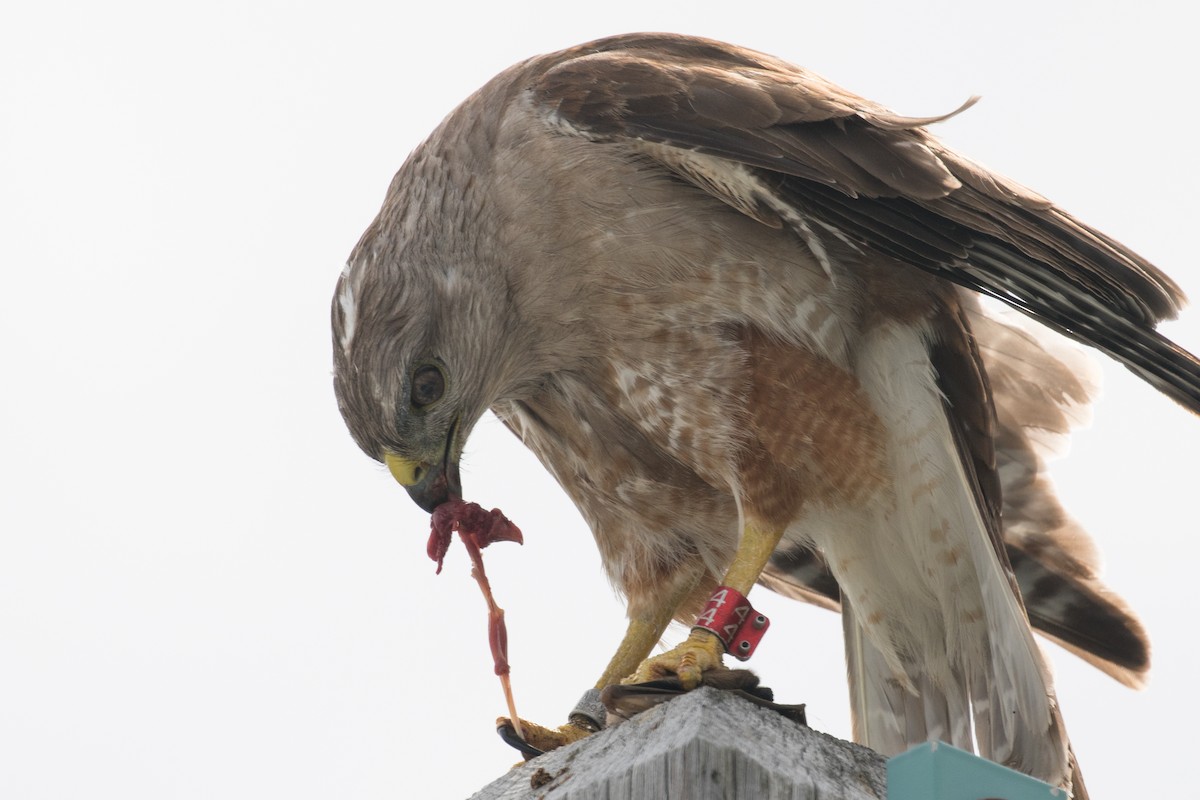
[1009,545,1150,689]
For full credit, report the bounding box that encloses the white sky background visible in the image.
[1,2,1197,797]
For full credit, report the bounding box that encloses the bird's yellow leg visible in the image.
[497,571,700,752]
[627,520,783,689]
[595,575,702,687]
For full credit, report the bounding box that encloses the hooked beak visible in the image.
[385,452,462,512]
[383,422,461,512]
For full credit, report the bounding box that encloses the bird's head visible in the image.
[332,116,587,515]
[330,211,525,513]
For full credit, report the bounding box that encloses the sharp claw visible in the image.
[496,719,544,760]
[496,716,594,759]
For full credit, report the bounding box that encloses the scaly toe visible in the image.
[496,716,593,757]
[626,629,725,688]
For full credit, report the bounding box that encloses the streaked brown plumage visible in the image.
[331,33,1198,796]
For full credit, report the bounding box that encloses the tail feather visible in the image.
[978,302,1150,686]
[843,596,973,754]
[952,422,1068,785]
[815,316,1072,790]
[759,307,1141,796]
[1010,547,1149,688]
[764,537,1150,688]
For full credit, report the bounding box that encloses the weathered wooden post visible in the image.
[468,687,886,800]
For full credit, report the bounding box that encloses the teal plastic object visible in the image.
[886,741,1064,799]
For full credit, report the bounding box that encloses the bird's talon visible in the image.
[625,629,726,687]
[496,716,594,758]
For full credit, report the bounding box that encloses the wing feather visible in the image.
[531,32,1200,411]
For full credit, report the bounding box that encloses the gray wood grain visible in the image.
[468,687,886,800]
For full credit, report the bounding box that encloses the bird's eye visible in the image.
[411,364,445,408]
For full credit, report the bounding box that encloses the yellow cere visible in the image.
[384,453,424,486]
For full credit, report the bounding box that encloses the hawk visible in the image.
[331,33,1199,796]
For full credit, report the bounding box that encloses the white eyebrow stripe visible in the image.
[338,263,358,358]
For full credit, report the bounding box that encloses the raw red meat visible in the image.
[427,499,526,738]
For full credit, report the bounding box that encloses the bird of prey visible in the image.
[331,33,1199,796]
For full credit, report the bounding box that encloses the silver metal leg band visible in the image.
[568,687,606,732]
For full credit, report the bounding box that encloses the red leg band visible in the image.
[691,586,769,661]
